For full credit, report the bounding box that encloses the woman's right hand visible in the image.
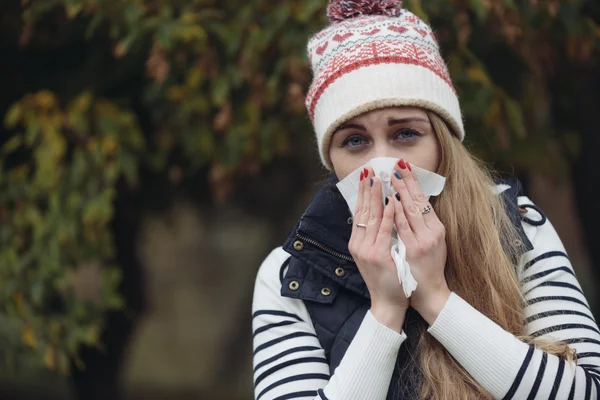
[348,168,409,333]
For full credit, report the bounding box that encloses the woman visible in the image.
[251,1,600,399]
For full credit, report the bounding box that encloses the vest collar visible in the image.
[282,174,370,298]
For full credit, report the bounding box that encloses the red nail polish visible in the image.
[407,162,412,172]
[360,171,364,181]
[363,168,368,177]
[398,159,407,170]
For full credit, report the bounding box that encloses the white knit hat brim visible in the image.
[313,62,464,170]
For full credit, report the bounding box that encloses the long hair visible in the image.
[394,111,577,399]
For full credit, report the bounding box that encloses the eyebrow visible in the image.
[388,117,430,125]
[335,117,430,133]
[335,123,366,132]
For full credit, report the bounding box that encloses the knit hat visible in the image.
[306,0,464,170]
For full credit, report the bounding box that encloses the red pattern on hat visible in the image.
[307,43,453,120]
[306,14,455,120]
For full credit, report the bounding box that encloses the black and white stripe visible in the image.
[251,196,600,399]
[504,198,600,399]
[252,304,330,400]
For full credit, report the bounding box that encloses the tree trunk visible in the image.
[570,64,600,316]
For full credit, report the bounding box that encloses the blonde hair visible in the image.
[403,111,577,399]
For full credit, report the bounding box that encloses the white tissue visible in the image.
[336,157,446,218]
[336,157,446,298]
[391,237,418,298]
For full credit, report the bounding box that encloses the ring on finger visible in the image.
[355,223,367,228]
[422,205,432,215]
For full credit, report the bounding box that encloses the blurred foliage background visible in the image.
[0,0,599,398]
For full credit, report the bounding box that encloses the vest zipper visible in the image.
[296,233,354,263]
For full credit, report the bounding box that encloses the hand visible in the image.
[348,168,409,333]
[391,159,451,325]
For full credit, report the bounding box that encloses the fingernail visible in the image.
[395,192,401,201]
[398,159,407,170]
[385,197,390,206]
[394,170,402,180]
[360,171,364,181]
[370,178,374,187]
[407,162,412,172]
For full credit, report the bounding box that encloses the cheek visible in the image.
[421,142,441,172]
[407,137,440,172]
[330,147,367,180]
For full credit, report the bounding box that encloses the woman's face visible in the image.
[329,107,441,180]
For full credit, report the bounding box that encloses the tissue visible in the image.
[336,157,445,218]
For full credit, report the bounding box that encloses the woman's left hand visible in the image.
[391,159,451,325]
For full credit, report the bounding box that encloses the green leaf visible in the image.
[504,97,527,138]
[1,135,23,155]
[211,76,230,106]
[502,0,517,10]
[4,104,23,128]
[470,0,489,22]
[85,13,105,39]
[295,0,323,23]
[405,0,429,22]
[80,325,99,346]
[31,280,45,307]
[119,155,138,185]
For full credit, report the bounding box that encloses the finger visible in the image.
[354,168,366,219]
[395,178,429,239]
[361,167,372,223]
[395,159,429,205]
[393,191,419,248]
[375,196,394,252]
[351,168,368,246]
[365,175,383,245]
[394,160,441,230]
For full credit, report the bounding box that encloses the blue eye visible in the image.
[342,135,367,149]
[395,128,421,141]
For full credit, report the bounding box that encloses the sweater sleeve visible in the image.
[252,247,407,400]
[427,196,600,399]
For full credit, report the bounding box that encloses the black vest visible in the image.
[279,175,536,399]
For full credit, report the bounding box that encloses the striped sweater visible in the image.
[252,196,600,399]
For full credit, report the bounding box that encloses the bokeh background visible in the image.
[0,0,599,399]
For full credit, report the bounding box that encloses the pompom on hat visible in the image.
[327,0,403,22]
[306,0,465,170]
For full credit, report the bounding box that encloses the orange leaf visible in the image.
[22,325,37,348]
[44,346,57,370]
